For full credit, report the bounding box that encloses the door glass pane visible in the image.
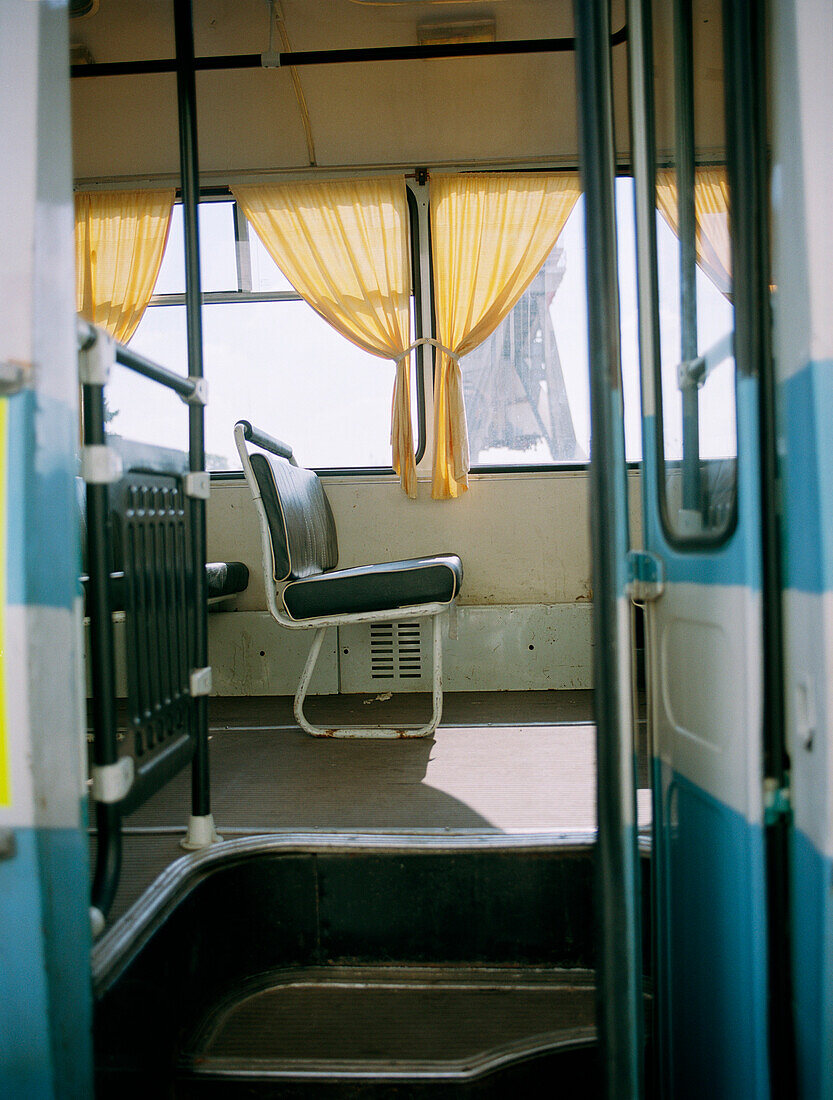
[652,0,737,540]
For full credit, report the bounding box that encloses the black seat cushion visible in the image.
[206,561,249,600]
[250,452,338,581]
[283,554,463,621]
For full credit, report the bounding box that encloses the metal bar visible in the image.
[625,0,664,1082]
[672,0,701,515]
[573,1,644,1096]
[83,381,123,917]
[173,0,211,820]
[722,0,795,1091]
[626,0,665,1090]
[114,342,198,398]
[70,25,628,79]
[148,290,302,307]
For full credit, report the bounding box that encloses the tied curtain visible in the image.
[656,166,732,297]
[232,179,418,497]
[429,173,581,499]
[75,189,175,344]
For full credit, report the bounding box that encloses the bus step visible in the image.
[177,964,598,1095]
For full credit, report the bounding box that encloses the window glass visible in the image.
[461,179,643,466]
[121,196,420,472]
[121,301,415,471]
[151,201,239,296]
[651,0,737,540]
[249,228,296,294]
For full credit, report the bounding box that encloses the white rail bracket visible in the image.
[0,359,33,395]
[180,376,208,406]
[190,666,213,697]
[261,50,281,68]
[81,445,123,485]
[91,757,134,804]
[181,813,223,851]
[184,471,211,500]
[78,327,115,386]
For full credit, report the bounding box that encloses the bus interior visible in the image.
[2,0,832,1097]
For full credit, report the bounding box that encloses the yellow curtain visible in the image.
[74,189,175,344]
[429,172,582,499]
[233,179,417,496]
[656,166,731,296]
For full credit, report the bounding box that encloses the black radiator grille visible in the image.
[116,473,195,812]
[369,622,422,681]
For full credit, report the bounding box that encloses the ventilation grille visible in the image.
[370,621,423,680]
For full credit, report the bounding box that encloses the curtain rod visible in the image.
[71,25,627,79]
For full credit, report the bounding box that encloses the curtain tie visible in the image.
[393,338,460,367]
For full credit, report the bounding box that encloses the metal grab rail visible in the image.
[80,322,217,931]
[69,24,629,80]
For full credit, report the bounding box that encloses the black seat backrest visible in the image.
[250,452,338,582]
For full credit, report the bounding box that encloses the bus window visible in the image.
[461,179,643,468]
[113,198,423,473]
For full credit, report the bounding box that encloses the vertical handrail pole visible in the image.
[173,0,211,819]
[573,1,644,1095]
[673,0,702,516]
[626,0,667,1090]
[83,379,122,916]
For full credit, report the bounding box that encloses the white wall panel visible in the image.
[207,470,641,611]
[208,603,593,697]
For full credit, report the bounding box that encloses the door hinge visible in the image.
[763,776,792,826]
[626,550,665,602]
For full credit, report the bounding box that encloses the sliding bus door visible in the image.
[629,1,776,1095]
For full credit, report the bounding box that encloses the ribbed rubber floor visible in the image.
[183,966,596,1080]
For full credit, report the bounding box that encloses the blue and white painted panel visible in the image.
[649,582,769,1098]
[653,760,769,1099]
[779,362,833,596]
[0,1,92,1096]
[772,4,833,1096]
[782,588,833,1100]
[654,583,764,823]
[784,591,833,862]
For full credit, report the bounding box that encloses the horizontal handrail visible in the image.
[70,25,628,80]
[77,318,201,402]
[115,344,198,401]
[236,420,295,463]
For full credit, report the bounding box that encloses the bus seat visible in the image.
[234,420,462,738]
